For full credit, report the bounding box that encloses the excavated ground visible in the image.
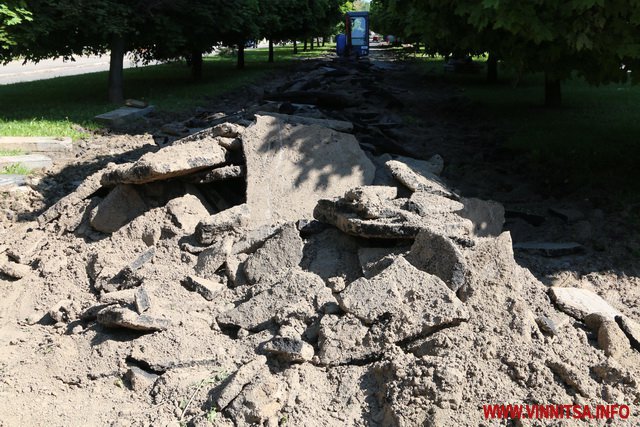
[0,50,639,427]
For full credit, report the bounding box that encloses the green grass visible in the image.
[0,44,334,139]
[0,163,30,175]
[418,56,640,203]
[0,149,24,156]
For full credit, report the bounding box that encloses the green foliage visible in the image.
[0,163,30,175]
[0,1,31,49]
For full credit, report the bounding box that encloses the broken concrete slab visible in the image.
[166,193,211,234]
[194,238,233,280]
[301,228,362,283]
[343,185,398,219]
[243,224,304,285]
[406,191,464,217]
[99,289,136,305]
[125,366,159,392]
[195,204,250,245]
[216,356,268,410]
[217,269,325,331]
[89,185,147,233]
[458,197,505,237]
[0,154,53,171]
[257,111,354,133]
[181,275,225,301]
[406,229,468,292]
[135,287,151,314]
[230,225,281,255]
[386,160,455,198]
[513,241,584,257]
[0,136,72,153]
[243,115,375,227]
[185,165,245,184]
[101,138,228,186]
[615,315,640,351]
[317,314,380,365]
[94,105,155,128]
[392,154,444,176]
[549,287,621,321]
[0,174,26,190]
[357,246,409,279]
[215,137,243,152]
[261,337,314,362]
[598,321,630,358]
[338,257,468,342]
[96,306,170,332]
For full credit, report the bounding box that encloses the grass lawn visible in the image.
[419,57,640,203]
[0,44,334,140]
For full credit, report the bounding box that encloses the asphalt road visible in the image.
[0,55,151,85]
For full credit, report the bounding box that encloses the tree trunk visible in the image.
[108,34,125,104]
[303,39,307,51]
[545,74,562,107]
[237,42,245,69]
[322,37,325,47]
[191,50,203,81]
[310,38,314,50]
[268,39,274,63]
[293,40,298,54]
[487,53,498,84]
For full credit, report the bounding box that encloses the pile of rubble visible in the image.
[2,83,640,425]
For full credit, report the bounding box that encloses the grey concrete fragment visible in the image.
[317,314,380,365]
[0,261,32,279]
[458,197,505,237]
[0,175,26,190]
[195,204,250,245]
[0,136,72,153]
[386,160,456,198]
[125,366,159,392]
[135,287,151,313]
[90,185,147,233]
[598,321,630,358]
[261,337,314,362]
[231,225,280,255]
[244,224,303,285]
[166,193,211,234]
[338,257,468,342]
[513,241,584,257]
[357,246,409,279]
[302,228,362,283]
[243,115,375,227]
[343,185,398,219]
[97,306,170,332]
[225,253,249,287]
[406,229,468,292]
[194,238,233,280]
[217,269,325,331]
[101,138,227,185]
[549,287,621,321]
[616,315,640,351]
[256,111,354,132]
[94,105,155,127]
[186,165,245,184]
[99,289,136,305]
[216,137,243,151]
[392,154,444,176]
[182,275,224,301]
[0,154,53,171]
[407,191,464,217]
[216,356,268,410]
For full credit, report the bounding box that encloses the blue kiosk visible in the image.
[338,11,370,57]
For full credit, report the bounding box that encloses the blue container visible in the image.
[336,34,347,56]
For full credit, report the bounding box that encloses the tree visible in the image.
[0,1,31,49]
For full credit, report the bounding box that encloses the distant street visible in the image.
[0,55,154,85]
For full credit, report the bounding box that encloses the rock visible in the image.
[217,269,325,331]
[0,154,53,171]
[6,229,46,264]
[225,373,286,426]
[406,229,468,292]
[186,165,245,184]
[97,306,170,332]
[392,154,444,176]
[338,257,468,342]
[242,115,375,227]
[94,105,155,128]
[301,228,362,283]
[160,123,188,136]
[216,356,268,410]
[513,242,584,257]
[110,247,156,289]
[99,289,136,305]
[216,137,243,151]
[225,253,249,287]
[549,287,621,321]
[584,312,610,332]
[296,219,328,237]
[166,193,211,234]
[195,204,250,245]
[230,225,280,254]
[385,160,455,198]
[135,287,151,313]
[615,315,640,351]
[597,321,630,358]
[125,366,159,392]
[458,197,505,237]
[261,337,314,362]
[243,224,304,285]
[343,185,398,219]
[357,246,409,279]
[48,299,75,323]
[181,275,225,301]
[0,261,32,279]
[535,316,561,335]
[90,185,148,233]
[317,314,380,365]
[256,111,355,133]
[194,237,233,280]
[406,191,464,217]
[101,138,228,185]
[209,122,244,138]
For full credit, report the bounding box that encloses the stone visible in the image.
[406,191,464,217]
[90,185,148,233]
[317,314,380,365]
[584,312,610,332]
[216,356,268,410]
[94,105,155,128]
[0,154,53,171]
[216,137,243,151]
[225,253,249,287]
[535,316,561,335]
[615,315,640,351]
[0,261,32,279]
[194,237,233,280]
[125,366,159,392]
[217,269,325,331]
[406,229,468,292]
[549,287,621,321]
[0,175,26,190]
[458,197,505,237]
[357,246,409,279]
[99,289,136,305]
[392,154,444,176]
[181,275,225,301]
[296,219,328,237]
[0,136,72,153]
[301,228,362,283]
[226,373,286,426]
[97,306,170,332]
[135,287,151,313]
[243,224,304,285]
[261,337,314,362]
[242,115,375,227]
[124,99,148,108]
[166,193,211,234]
[48,299,75,323]
[597,321,630,358]
[343,185,398,219]
[195,204,250,245]
[513,242,584,257]
[385,160,455,198]
[186,165,245,184]
[338,257,468,342]
[256,111,354,132]
[101,138,227,185]
[230,225,280,255]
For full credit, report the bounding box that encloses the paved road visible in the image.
[0,55,152,85]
